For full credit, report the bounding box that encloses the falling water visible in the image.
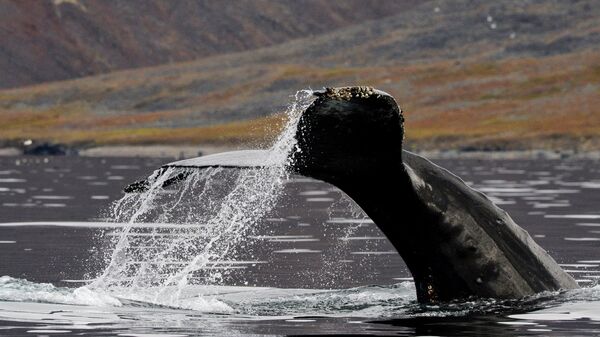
[90,90,315,307]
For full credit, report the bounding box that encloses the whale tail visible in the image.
[123,87,579,303]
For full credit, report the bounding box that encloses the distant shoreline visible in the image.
[415,149,600,160]
[0,145,242,159]
[1,146,599,160]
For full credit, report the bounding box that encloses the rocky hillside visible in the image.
[0,0,422,89]
[1,0,599,151]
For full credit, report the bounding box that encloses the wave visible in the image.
[0,276,121,307]
[2,276,599,319]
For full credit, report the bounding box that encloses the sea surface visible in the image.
[0,154,599,336]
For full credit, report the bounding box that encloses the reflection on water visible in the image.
[0,155,599,336]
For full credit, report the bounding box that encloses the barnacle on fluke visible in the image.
[321,86,376,100]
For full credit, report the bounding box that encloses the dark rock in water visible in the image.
[22,142,77,156]
[128,86,579,304]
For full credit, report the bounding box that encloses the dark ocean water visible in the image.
[0,155,599,336]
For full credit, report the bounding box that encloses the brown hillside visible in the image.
[1,0,599,151]
[0,0,422,89]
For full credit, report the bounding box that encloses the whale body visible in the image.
[127,87,578,303]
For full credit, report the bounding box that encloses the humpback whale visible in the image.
[125,86,578,303]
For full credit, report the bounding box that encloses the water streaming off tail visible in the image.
[90,91,315,306]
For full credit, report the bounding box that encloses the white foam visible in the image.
[0,276,121,307]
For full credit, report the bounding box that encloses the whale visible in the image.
[125,86,579,303]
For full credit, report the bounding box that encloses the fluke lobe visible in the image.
[128,87,579,303]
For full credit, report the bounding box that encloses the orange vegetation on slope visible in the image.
[0,51,599,150]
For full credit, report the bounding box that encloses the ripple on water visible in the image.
[249,235,316,242]
[32,195,73,200]
[110,165,141,170]
[0,178,26,183]
[298,190,329,196]
[532,202,570,209]
[509,300,600,322]
[576,223,600,227]
[0,170,19,175]
[546,214,600,219]
[91,195,110,200]
[339,236,386,241]
[351,251,397,255]
[326,218,374,225]
[274,249,322,254]
[42,203,67,208]
[77,176,97,180]
[305,197,335,202]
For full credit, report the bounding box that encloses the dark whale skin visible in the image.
[127,87,579,303]
[400,151,578,302]
[291,87,579,303]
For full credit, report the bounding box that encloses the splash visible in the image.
[0,276,120,307]
[90,90,315,308]
[315,194,371,288]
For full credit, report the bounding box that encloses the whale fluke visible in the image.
[124,86,579,303]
